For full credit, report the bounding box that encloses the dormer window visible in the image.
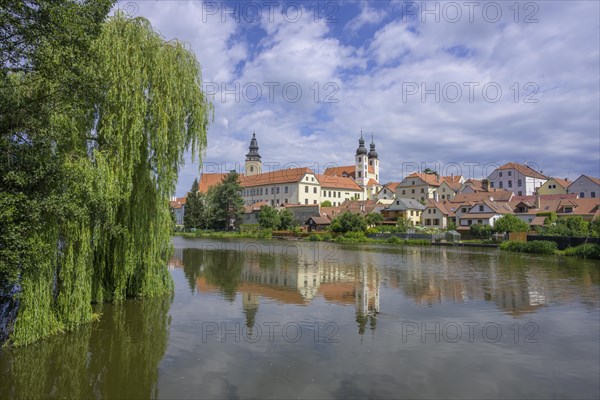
[564,207,573,213]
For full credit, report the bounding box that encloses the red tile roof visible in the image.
[198,173,227,193]
[316,174,362,191]
[240,167,313,187]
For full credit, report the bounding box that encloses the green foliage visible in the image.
[446,220,457,231]
[590,218,600,238]
[537,212,557,224]
[277,208,296,230]
[1,8,212,345]
[396,216,412,233]
[365,212,384,227]
[258,206,280,230]
[564,243,600,259]
[320,200,332,207]
[330,212,367,233]
[334,231,367,243]
[538,216,590,237]
[470,224,493,239]
[183,179,205,230]
[493,214,529,233]
[207,171,244,230]
[500,240,557,255]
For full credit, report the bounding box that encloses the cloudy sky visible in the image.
[116,0,599,196]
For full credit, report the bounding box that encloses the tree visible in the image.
[590,218,600,238]
[365,212,383,227]
[470,224,492,239]
[396,216,412,233]
[1,8,212,345]
[210,171,244,230]
[493,214,529,233]
[278,208,296,230]
[423,168,437,175]
[330,212,367,233]
[184,179,205,230]
[447,220,457,231]
[258,206,280,230]
[321,200,332,207]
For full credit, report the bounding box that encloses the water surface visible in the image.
[1,237,599,399]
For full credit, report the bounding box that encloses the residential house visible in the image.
[242,201,270,225]
[395,173,464,202]
[305,216,331,232]
[317,174,364,207]
[421,200,452,229]
[536,177,571,195]
[375,182,401,201]
[437,180,462,200]
[169,197,187,225]
[567,175,600,199]
[487,162,548,196]
[456,200,513,230]
[382,198,426,226]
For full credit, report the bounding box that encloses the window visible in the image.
[499,181,503,188]
[311,177,314,182]
[421,188,425,193]
[412,181,415,185]
[285,199,288,203]
[565,207,573,213]
[490,182,494,188]
[428,209,431,214]
[250,166,253,172]
[276,187,280,194]
[338,191,341,198]
[433,209,436,214]
[313,187,317,194]
[369,160,372,165]
[412,189,415,194]
[271,187,275,194]
[314,200,317,204]
[402,190,406,195]
[461,208,467,213]
[410,211,414,216]
[468,220,473,225]
[592,192,596,198]
[358,157,361,162]
[358,171,362,178]
[518,191,522,196]
[499,172,503,177]
[396,201,400,205]
[518,179,522,187]
[442,188,446,192]
[305,186,308,193]
[580,192,585,198]
[479,205,484,211]
[305,199,308,205]
[328,191,332,197]
[508,171,512,176]
[285,186,288,193]
[478,219,483,224]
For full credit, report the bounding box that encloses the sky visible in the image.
[114,0,600,196]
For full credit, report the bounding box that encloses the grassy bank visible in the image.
[500,240,600,259]
[174,230,273,239]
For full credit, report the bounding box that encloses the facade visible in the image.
[375,182,400,201]
[567,175,600,199]
[421,200,451,229]
[537,177,570,195]
[169,197,186,225]
[456,200,512,230]
[395,173,464,202]
[487,162,548,196]
[382,198,425,225]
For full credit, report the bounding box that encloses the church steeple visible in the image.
[356,131,367,156]
[245,131,262,176]
[368,135,378,159]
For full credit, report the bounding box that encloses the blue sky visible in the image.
[116,1,600,196]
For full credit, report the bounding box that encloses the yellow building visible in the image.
[537,177,571,195]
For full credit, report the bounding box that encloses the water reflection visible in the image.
[0,295,172,399]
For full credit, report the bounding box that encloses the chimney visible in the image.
[482,179,489,191]
[434,193,439,201]
[536,196,541,209]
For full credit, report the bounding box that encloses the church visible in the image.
[198,132,382,206]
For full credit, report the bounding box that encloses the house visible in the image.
[537,178,571,195]
[284,204,321,225]
[169,197,187,225]
[487,162,548,196]
[456,200,513,230]
[382,198,426,225]
[305,216,331,232]
[316,174,363,207]
[395,173,464,202]
[437,180,462,200]
[567,175,600,199]
[421,200,452,229]
[375,182,401,201]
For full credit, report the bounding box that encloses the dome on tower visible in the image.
[368,137,378,159]
[245,132,261,160]
[356,134,367,156]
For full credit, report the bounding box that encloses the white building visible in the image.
[487,162,548,196]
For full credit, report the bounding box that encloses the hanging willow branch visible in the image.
[9,11,212,346]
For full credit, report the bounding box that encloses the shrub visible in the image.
[387,236,401,244]
[564,243,600,259]
[308,234,321,241]
[500,240,556,255]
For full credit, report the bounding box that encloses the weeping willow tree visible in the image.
[1,7,211,346]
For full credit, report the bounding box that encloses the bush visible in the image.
[308,234,321,241]
[334,231,367,243]
[500,240,557,255]
[387,236,401,244]
[470,224,492,239]
[564,243,600,259]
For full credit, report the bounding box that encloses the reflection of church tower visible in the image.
[355,264,380,337]
[242,292,259,333]
[245,132,262,176]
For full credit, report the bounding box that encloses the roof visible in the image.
[569,174,600,188]
[495,162,548,180]
[424,199,452,215]
[306,216,331,225]
[400,173,461,188]
[383,182,402,191]
[324,165,355,178]
[386,197,426,211]
[451,190,514,203]
[316,174,362,191]
[367,178,379,186]
[169,196,187,209]
[461,213,503,219]
[244,201,270,213]
[441,180,463,191]
[240,167,313,187]
[198,173,227,193]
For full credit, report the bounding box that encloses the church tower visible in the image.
[355,132,369,187]
[368,135,379,183]
[244,131,262,176]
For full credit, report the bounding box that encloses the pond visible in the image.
[1,237,599,399]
